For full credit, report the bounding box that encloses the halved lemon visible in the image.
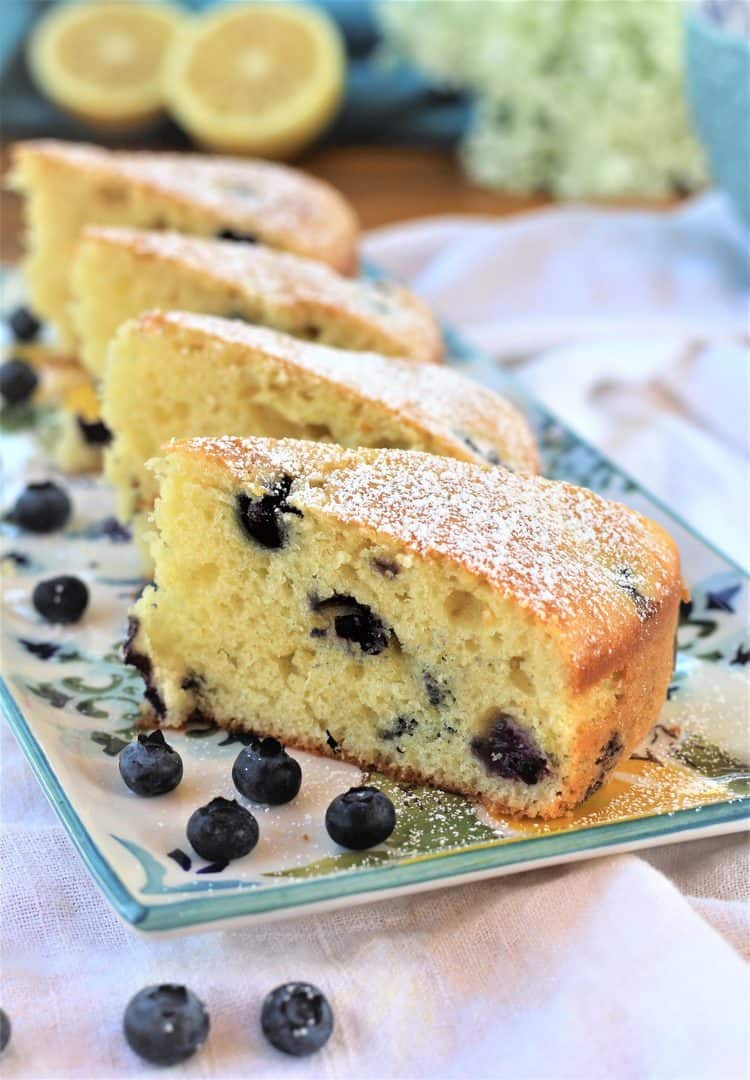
[163,3,346,158]
[27,1,183,130]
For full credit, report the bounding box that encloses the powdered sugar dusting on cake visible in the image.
[13,140,358,272]
[140,312,537,473]
[174,436,682,677]
[84,231,441,363]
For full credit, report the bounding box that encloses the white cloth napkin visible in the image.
[363,192,750,570]
[2,195,749,1079]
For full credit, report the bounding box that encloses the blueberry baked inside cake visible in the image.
[102,311,539,557]
[127,436,683,818]
[10,139,359,348]
[50,372,111,474]
[71,227,442,377]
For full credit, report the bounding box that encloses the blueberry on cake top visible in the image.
[10,139,359,347]
[102,311,539,556]
[71,226,442,377]
[126,436,683,819]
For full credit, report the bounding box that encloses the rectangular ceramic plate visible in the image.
[1,272,748,934]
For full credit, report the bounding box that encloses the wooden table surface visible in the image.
[1,144,553,263]
[300,146,552,228]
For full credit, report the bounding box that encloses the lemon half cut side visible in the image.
[28,1,183,130]
[163,3,346,158]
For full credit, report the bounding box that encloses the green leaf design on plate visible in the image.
[25,660,144,726]
[91,722,137,755]
[375,775,498,852]
[267,774,500,881]
[60,673,129,695]
[674,735,750,782]
[51,648,84,664]
[679,619,719,647]
[112,836,257,895]
[26,681,73,709]
[91,731,130,756]
[103,642,126,664]
[267,850,394,879]
[77,696,141,720]
[0,402,44,432]
[695,650,725,662]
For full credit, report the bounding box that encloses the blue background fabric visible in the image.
[0,0,472,147]
[685,12,750,226]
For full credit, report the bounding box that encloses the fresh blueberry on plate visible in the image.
[9,305,41,342]
[123,984,209,1066]
[0,358,38,406]
[261,983,333,1057]
[119,730,183,797]
[325,786,396,850]
[0,1008,11,1054]
[232,736,302,805]
[9,481,71,533]
[32,575,89,624]
[187,797,259,862]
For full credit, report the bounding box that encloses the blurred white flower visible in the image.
[378,0,707,197]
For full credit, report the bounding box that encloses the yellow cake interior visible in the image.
[71,229,441,378]
[11,143,358,348]
[102,312,539,556]
[128,438,681,819]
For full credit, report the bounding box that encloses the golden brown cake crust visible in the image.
[171,435,683,694]
[126,310,538,474]
[11,139,359,274]
[79,226,442,364]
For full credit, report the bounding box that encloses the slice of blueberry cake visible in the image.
[102,311,539,559]
[126,437,683,819]
[10,139,358,348]
[71,227,442,378]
